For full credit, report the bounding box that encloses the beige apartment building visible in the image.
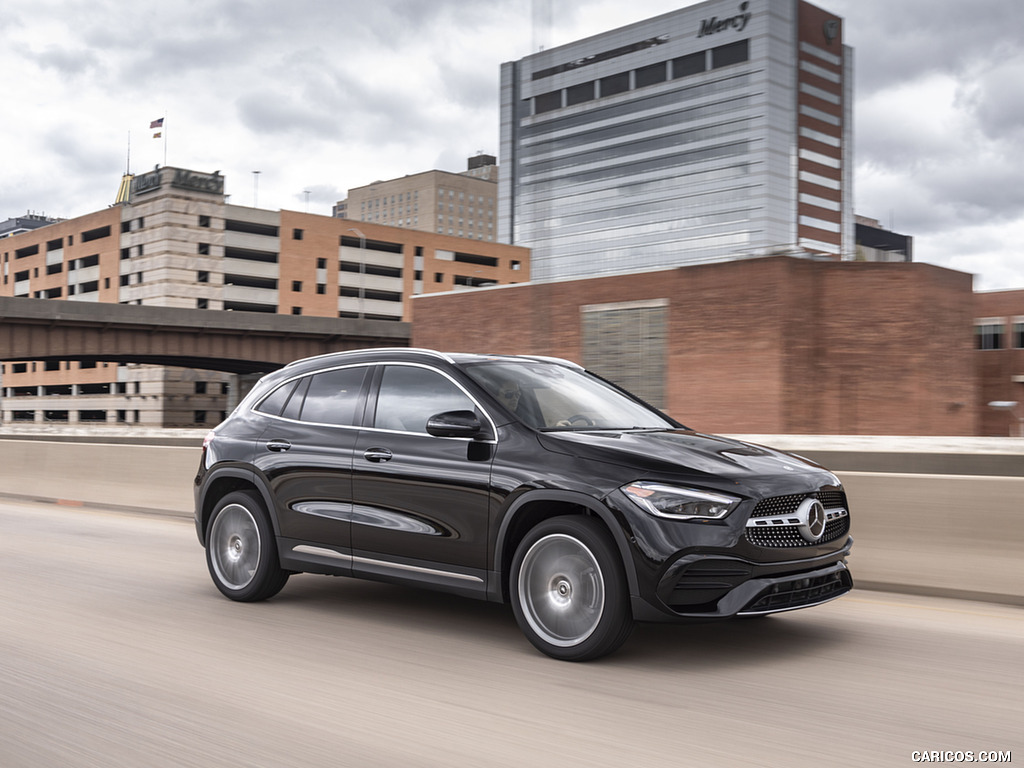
[0,165,529,426]
[337,155,499,242]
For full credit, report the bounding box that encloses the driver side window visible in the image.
[373,366,476,434]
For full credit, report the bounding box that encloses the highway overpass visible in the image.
[0,295,410,374]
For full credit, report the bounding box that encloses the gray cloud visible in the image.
[832,0,1023,94]
[3,0,1024,289]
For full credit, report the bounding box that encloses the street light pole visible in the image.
[346,227,366,319]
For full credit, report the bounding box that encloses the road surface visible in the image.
[0,499,1019,767]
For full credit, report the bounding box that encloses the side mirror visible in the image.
[425,410,484,438]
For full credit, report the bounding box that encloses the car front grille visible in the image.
[749,490,847,518]
[744,490,850,548]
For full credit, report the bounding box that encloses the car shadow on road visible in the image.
[260,572,846,670]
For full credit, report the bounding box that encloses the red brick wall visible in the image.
[974,289,1024,436]
[412,257,977,436]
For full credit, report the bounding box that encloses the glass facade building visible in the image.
[499,0,853,281]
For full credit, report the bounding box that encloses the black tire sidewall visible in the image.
[205,489,288,602]
[510,515,632,661]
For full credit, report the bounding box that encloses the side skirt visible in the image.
[277,538,489,600]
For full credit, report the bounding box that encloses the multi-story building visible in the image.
[499,0,852,281]
[855,216,913,262]
[0,166,529,426]
[338,155,499,241]
[975,290,1024,436]
[0,213,62,238]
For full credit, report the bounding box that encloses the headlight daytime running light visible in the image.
[622,482,741,520]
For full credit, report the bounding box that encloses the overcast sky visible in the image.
[2,0,1022,290]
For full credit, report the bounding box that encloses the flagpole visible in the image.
[163,110,168,167]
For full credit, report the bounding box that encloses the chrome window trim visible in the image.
[253,359,499,443]
[252,361,372,429]
[367,361,499,444]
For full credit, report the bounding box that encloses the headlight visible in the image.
[621,482,742,520]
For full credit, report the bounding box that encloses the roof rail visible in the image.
[515,355,584,370]
[283,347,455,368]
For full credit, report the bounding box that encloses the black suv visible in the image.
[195,348,853,660]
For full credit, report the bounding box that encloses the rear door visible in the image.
[255,364,371,555]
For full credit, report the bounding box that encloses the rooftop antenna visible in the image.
[532,0,552,52]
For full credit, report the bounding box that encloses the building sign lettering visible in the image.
[697,1,751,38]
[131,170,162,195]
[172,169,224,194]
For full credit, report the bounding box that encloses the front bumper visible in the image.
[630,537,854,621]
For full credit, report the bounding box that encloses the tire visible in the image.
[205,490,289,602]
[510,516,633,661]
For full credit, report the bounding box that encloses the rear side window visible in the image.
[254,379,299,416]
[373,366,475,433]
[281,376,310,421]
[299,367,368,426]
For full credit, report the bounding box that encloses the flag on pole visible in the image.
[150,118,164,129]
[152,132,162,139]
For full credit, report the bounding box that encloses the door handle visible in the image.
[363,447,393,463]
[266,439,292,452]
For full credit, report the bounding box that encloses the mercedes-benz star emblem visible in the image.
[796,498,827,542]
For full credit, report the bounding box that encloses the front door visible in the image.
[351,364,495,582]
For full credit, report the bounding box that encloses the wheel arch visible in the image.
[197,466,279,546]
[492,490,639,603]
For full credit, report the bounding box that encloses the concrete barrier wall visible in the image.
[1,431,1021,606]
[0,436,200,515]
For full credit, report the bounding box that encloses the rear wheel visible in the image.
[206,490,289,602]
[510,516,633,661]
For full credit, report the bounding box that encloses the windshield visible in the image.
[463,361,676,431]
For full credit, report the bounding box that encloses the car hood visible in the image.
[537,429,839,493]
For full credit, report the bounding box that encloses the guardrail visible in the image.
[2,428,1021,606]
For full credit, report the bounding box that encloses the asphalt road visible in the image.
[0,499,1019,768]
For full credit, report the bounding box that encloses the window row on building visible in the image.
[530,39,748,117]
[976,320,1024,350]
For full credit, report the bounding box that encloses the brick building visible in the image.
[975,289,1024,436]
[337,155,499,241]
[412,256,977,436]
[0,166,529,426]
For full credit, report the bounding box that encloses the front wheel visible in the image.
[206,490,289,602]
[510,516,633,661]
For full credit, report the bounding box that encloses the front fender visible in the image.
[489,488,640,603]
